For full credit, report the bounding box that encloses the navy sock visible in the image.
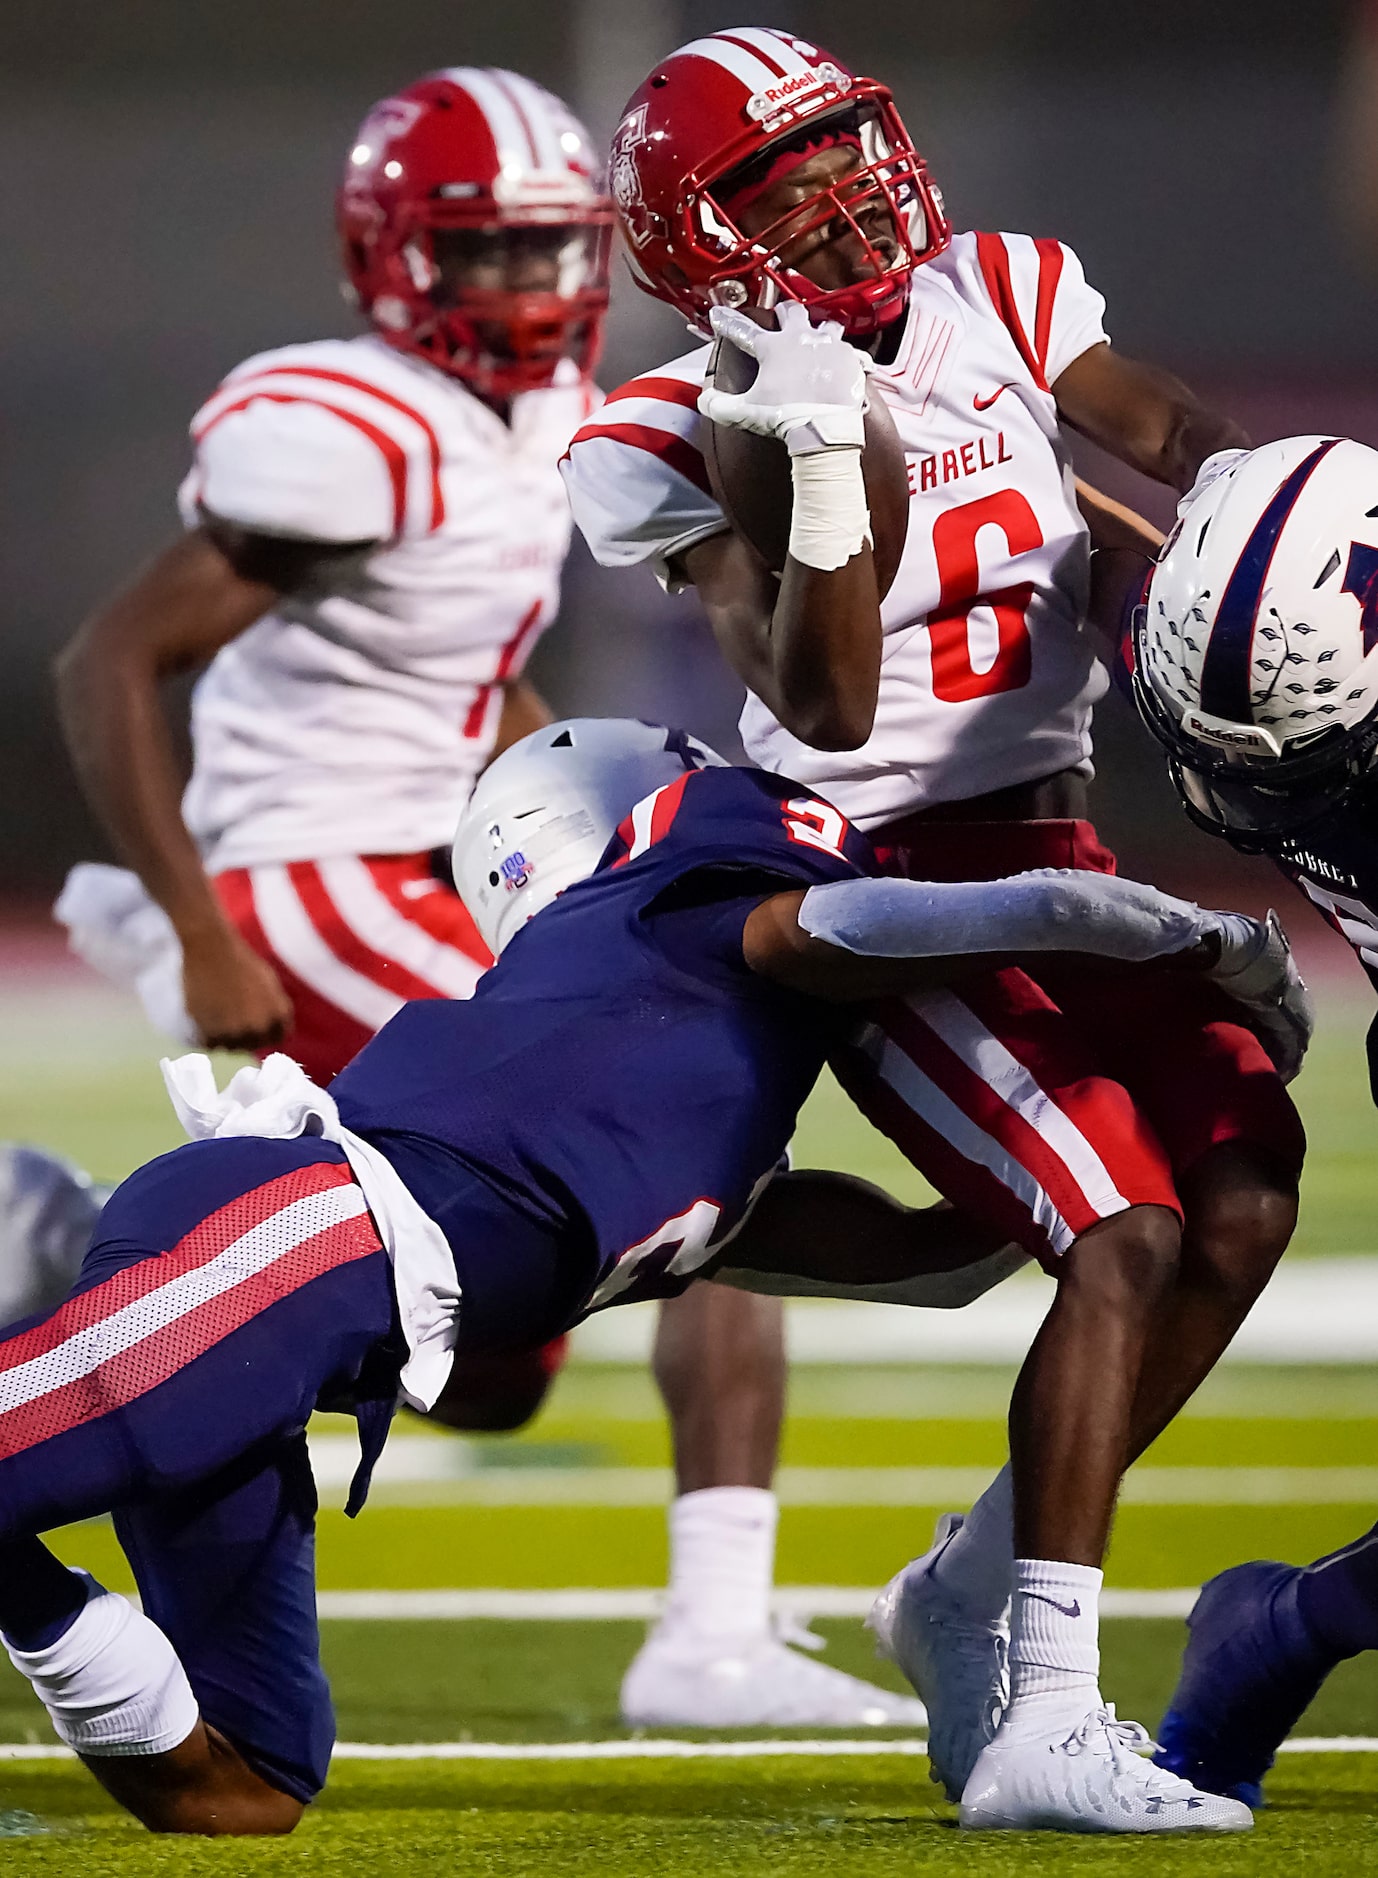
[0,1539,90,1651]
[1293,1521,1378,1663]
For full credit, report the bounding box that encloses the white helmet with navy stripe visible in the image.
[1135,435,1378,846]
[452,718,727,957]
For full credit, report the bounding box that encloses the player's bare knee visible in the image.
[1182,1143,1299,1298]
[145,1789,304,1837]
[1061,1205,1181,1314]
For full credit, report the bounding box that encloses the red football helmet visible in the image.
[610,28,949,339]
[339,69,613,399]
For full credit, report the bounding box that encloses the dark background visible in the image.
[5,0,1377,897]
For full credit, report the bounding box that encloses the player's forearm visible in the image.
[743,876,1223,1001]
[56,640,227,942]
[1102,389,1249,496]
[691,527,881,751]
[769,546,882,749]
[57,535,280,942]
[712,1170,1011,1286]
[1156,400,1251,495]
[1055,348,1250,495]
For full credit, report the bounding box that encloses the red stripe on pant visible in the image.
[0,1163,358,1378]
[363,861,491,971]
[285,862,452,1006]
[882,995,1113,1246]
[215,868,375,1081]
[0,1165,380,1458]
[943,970,1183,1217]
[831,1041,1059,1263]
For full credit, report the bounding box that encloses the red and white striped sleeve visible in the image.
[560,347,728,590]
[972,233,1109,394]
[177,355,448,545]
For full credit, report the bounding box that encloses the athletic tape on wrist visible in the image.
[787,448,872,572]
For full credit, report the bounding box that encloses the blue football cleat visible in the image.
[1155,1561,1332,1807]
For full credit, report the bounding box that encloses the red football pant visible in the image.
[215,850,568,1416]
[214,853,491,1084]
[839,816,1306,1269]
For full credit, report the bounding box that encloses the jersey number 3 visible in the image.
[927,489,1042,702]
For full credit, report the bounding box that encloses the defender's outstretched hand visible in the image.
[698,301,868,455]
[1203,908,1314,1084]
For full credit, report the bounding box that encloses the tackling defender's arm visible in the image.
[741,873,1313,1082]
[55,521,371,1052]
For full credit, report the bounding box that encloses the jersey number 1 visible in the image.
[927,489,1042,702]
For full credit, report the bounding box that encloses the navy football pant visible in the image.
[0,1136,397,1802]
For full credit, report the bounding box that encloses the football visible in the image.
[702,306,909,598]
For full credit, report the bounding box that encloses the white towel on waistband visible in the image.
[161,1051,459,1411]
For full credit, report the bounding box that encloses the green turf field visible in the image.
[1,980,1377,1869]
[3,1753,1377,1877]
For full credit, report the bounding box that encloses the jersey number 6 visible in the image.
[927,489,1042,702]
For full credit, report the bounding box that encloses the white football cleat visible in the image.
[959,1702,1254,1834]
[868,1512,1008,1800]
[0,1145,106,1327]
[620,1619,928,1729]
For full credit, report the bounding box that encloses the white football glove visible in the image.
[698,301,868,456]
[1175,447,1250,521]
[1201,907,1314,1083]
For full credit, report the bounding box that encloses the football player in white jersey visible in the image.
[562,29,1311,1831]
[49,67,919,1732]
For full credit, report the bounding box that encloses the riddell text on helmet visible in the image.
[743,66,848,124]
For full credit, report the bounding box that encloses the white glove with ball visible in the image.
[698,301,868,456]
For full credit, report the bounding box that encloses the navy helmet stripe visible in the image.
[1198,440,1340,723]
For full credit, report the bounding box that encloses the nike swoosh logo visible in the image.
[973,383,1015,411]
[1025,1592,1081,1618]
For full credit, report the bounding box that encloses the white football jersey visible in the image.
[561,231,1111,830]
[179,334,596,872]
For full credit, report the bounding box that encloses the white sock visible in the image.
[4,1579,199,1756]
[1003,1558,1103,1734]
[658,1487,778,1642]
[930,1465,1015,1622]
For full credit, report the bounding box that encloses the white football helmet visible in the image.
[452,718,728,957]
[1135,435,1378,846]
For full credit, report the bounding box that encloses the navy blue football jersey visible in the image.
[1270,785,1378,998]
[331,766,873,1325]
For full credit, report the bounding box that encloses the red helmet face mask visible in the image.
[339,69,613,400]
[611,29,950,339]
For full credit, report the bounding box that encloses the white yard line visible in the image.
[3,1737,1376,1763]
[311,1438,1378,1509]
[313,1586,1199,1621]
